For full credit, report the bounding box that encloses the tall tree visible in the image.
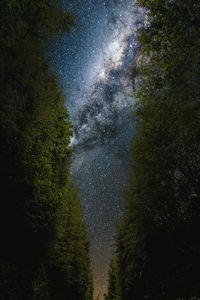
[104,258,120,300]
[114,0,200,299]
[0,1,92,299]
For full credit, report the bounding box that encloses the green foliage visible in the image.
[105,258,120,300]
[0,1,92,299]
[114,1,200,299]
[50,181,93,300]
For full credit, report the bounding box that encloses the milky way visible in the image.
[52,1,144,298]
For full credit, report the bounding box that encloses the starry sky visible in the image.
[51,1,144,298]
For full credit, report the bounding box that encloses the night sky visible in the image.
[51,1,144,298]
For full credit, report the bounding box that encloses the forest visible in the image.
[1,0,200,300]
[0,1,92,299]
[106,0,200,299]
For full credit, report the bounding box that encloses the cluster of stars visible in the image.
[52,1,144,299]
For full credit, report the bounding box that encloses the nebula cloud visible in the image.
[70,3,144,150]
[53,1,145,298]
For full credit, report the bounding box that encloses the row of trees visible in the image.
[106,0,200,299]
[0,1,92,299]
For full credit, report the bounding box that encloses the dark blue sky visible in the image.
[51,1,143,298]
[52,0,108,111]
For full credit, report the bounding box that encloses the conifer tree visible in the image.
[113,1,200,299]
[104,258,120,300]
[0,1,92,299]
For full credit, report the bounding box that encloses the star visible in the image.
[51,1,144,299]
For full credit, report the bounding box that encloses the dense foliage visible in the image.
[0,1,92,299]
[107,0,200,299]
[104,258,120,300]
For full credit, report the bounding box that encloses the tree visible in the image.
[105,258,120,300]
[0,1,92,299]
[115,1,200,299]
